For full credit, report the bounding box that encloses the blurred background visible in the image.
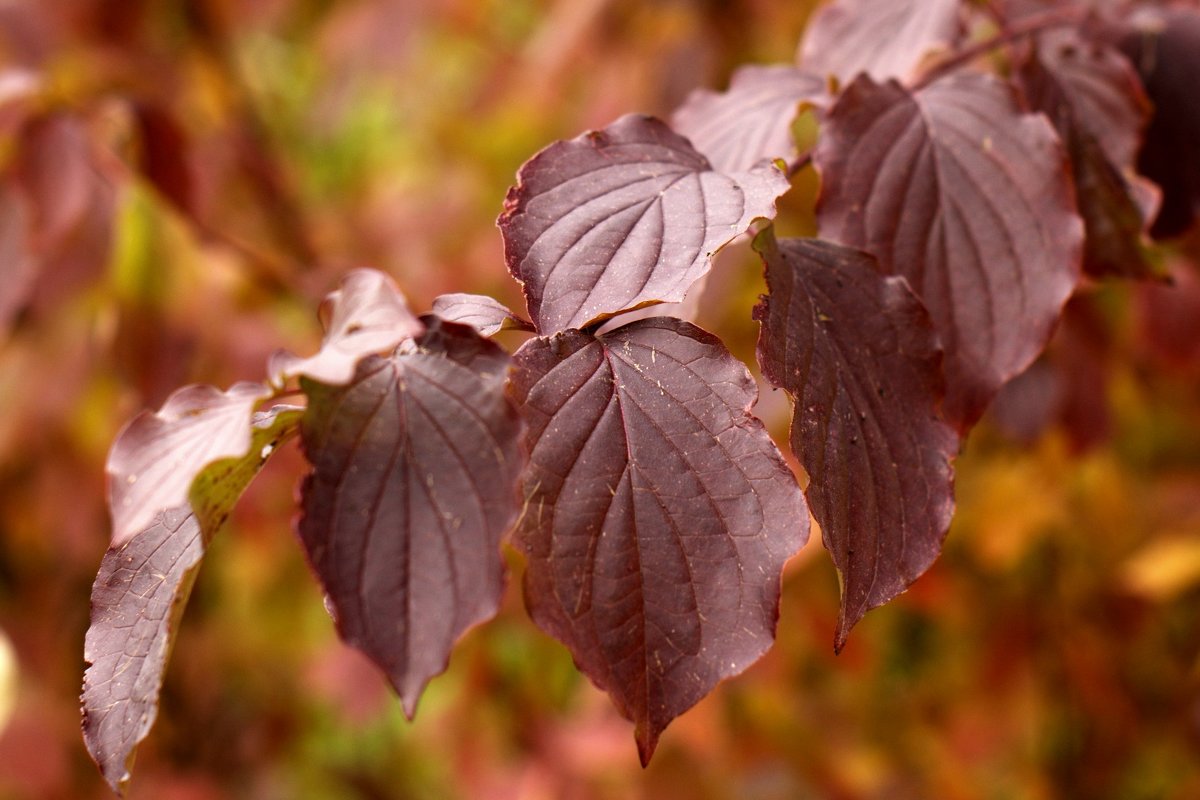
[1,0,1199,797]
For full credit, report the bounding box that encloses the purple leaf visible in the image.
[752,233,957,650]
[509,317,807,763]
[797,0,962,84]
[83,406,302,794]
[671,64,828,173]
[814,73,1083,429]
[0,180,36,333]
[296,317,523,716]
[430,292,534,336]
[107,382,271,547]
[1118,8,1200,238]
[1018,29,1159,279]
[498,114,790,334]
[269,269,424,386]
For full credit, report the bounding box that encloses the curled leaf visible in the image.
[753,233,957,650]
[510,317,806,763]
[269,269,424,386]
[297,318,523,716]
[83,406,302,794]
[430,292,534,336]
[499,114,790,334]
[107,382,271,547]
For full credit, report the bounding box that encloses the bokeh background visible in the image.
[1,1,1200,797]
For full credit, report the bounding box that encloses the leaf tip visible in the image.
[635,724,661,768]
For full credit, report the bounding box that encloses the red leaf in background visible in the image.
[814,73,1083,429]
[132,102,195,216]
[13,112,93,249]
[498,114,789,334]
[1118,7,1200,238]
[1135,259,1200,372]
[509,317,806,763]
[1018,28,1159,279]
[268,268,424,387]
[671,64,828,173]
[797,0,962,84]
[296,318,523,716]
[84,407,301,794]
[0,181,36,333]
[753,233,957,650]
[106,382,271,547]
[430,292,534,336]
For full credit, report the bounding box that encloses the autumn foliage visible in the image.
[1,1,1199,797]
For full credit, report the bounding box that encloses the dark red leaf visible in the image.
[269,269,424,386]
[0,180,36,333]
[670,64,828,173]
[752,233,957,650]
[1118,8,1200,238]
[430,292,534,336]
[83,407,301,794]
[107,382,271,547]
[498,114,790,334]
[1135,259,1200,372]
[1018,29,1159,279]
[132,102,195,216]
[509,317,806,763]
[814,73,1083,429]
[797,0,962,84]
[296,317,523,716]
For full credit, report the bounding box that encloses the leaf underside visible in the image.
[753,233,957,650]
[498,113,790,335]
[297,317,523,717]
[509,316,807,764]
[797,0,962,84]
[269,268,424,387]
[814,73,1083,430]
[83,406,301,794]
[671,64,828,174]
[430,292,534,336]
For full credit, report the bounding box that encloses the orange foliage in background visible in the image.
[1,1,1199,798]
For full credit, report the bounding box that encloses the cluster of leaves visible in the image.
[80,0,1200,792]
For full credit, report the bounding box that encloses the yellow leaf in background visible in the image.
[1121,533,1200,599]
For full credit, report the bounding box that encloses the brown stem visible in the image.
[912,5,1091,90]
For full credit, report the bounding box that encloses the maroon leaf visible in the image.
[797,0,962,84]
[498,114,790,334]
[1118,8,1200,238]
[752,233,957,650]
[509,317,807,763]
[83,406,302,794]
[430,292,534,336]
[269,269,424,386]
[296,317,523,716]
[1018,29,1159,279]
[670,64,828,173]
[0,179,36,333]
[107,382,271,547]
[814,73,1083,429]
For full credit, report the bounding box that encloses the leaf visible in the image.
[670,64,828,173]
[107,382,271,547]
[814,73,1083,429]
[269,269,424,386]
[296,317,523,716]
[83,406,302,794]
[752,233,957,650]
[498,114,790,334]
[509,317,807,763]
[797,0,961,84]
[0,180,36,333]
[1118,8,1200,238]
[430,292,534,336]
[1018,29,1159,279]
